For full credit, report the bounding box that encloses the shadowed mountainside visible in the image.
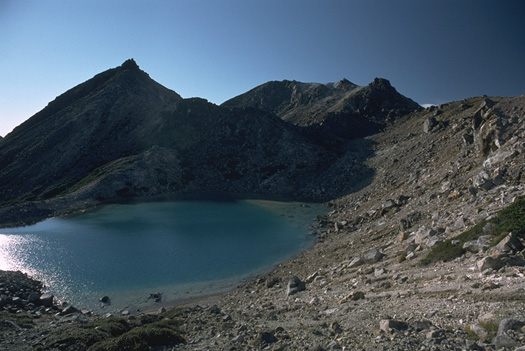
[0,59,421,226]
[222,77,421,139]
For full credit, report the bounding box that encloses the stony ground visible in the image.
[1,95,525,350]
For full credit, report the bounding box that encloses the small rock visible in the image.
[425,310,438,318]
[60,305,78,315]
[426,329,444,339]
[348,256,364,268]
[232,334,245,344]
[426,236,443,248]
[208,305,221,314]
[409,320,432,331]
[266,276,280,288]
[99,296,110,303]
[423,116,438,133]
[258,331,277,344]
[339,291,365,303]
[286,276,306,296]
[414,227,436,245]
[481,282,500,290]
[382,199,398,211]
[469,323,488,340]
[305,272,319,283]
[330,321,343,334]
[326,340,342,350]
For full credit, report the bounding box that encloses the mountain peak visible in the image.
[369,77,392,90]
[333,78,356,90]
[121,58,140,70]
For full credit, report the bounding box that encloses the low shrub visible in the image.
[422,196,525,265]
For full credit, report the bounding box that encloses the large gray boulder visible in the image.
[493,233,524,254]
[362,248,384,264]
[38,293,54,308]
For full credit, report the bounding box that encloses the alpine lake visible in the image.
[0,199,325,313]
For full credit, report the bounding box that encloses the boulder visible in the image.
[501,255,525,267]
[60,305,79,315]
[423,117,438,133]
[497,318,525,336]
[426,236,443,248]
[379,319,408,333]
[472,171,494,191]
[382,199,398,211]
[362,248,384,264]
[463,235,492,253]
[27,292,40,303]
[414,227,436,245]
[286,276,306,296]
[493,233,524,254]
[476,256,505,271]
[492,335,518,349]
[39,293,54,308]
[468,323,488,340]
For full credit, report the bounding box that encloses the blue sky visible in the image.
[1,0,524,137]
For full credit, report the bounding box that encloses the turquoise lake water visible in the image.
[0,200,324,313]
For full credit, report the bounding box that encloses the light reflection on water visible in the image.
[0,200,324,313]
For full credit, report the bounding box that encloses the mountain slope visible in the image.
[222,77,421,138]
[0,60,378,226]
[0,59,183,203]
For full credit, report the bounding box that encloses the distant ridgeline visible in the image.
[0,59,420,226]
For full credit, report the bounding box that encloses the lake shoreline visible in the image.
[1,198,327,316]
[0,192,324,229]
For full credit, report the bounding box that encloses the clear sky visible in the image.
[1,0,524,137]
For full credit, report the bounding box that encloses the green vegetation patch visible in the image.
[37,312,184,351]
[90,320,185,351]
[421,196,525,265]
[0,311,35,329]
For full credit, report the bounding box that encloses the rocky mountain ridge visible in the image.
[0,60,419,227]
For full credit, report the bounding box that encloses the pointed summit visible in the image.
[121,58,139,70]
[333,78,357,91]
